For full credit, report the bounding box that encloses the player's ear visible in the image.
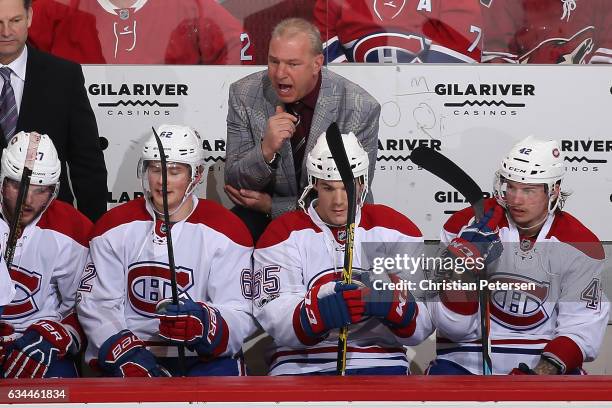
[194,165,205,182]
[551,182,561,199]
[26,6,33,28]
[313,53,323,74]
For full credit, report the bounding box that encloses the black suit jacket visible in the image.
[0,46,108,222]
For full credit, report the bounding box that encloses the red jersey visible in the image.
[314,0,483,63]
[481,0,612,64]
[29,0,255,64]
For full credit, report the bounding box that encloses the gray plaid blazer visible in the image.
[225,68,380,218]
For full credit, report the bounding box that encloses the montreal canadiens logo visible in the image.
[127,261,194,317]
[489,274,550,331]
[4,266,42,319]
[352,33,426,63]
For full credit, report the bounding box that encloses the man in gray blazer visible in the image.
[225,17,379,240]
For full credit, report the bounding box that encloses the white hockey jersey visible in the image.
[77,196,256,364]
[428,198,609,374]
[0,219,14,307]
[254,202,434,375]
[0,200,91,348]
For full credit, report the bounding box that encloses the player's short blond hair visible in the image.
[271,18,323,56]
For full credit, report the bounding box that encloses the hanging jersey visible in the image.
[314,0,483,63]
[254,202,434,375]
[29,0,255,64]
[77,196,256,364]
[428,198,609,374]
[480,0,612,63]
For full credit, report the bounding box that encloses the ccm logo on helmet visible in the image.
[127,262,194,317]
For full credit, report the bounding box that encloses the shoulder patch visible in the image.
[547,212,604,260]
[37,200,93,247]
[91,198,150,239]
[188,199,253,248]
[256,211,321,249]
[360,204,422,238]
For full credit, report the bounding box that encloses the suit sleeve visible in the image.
[77,232,129,363]
[66,64,108,222]
[225,81,275,191]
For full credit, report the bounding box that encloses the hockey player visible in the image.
[427,136,609,375]
[77,124,256,377]
[313,0,483,63]
[253,131,433,375]
[480,0,612,64]
[0,131,91,378]
[29,0,255,64]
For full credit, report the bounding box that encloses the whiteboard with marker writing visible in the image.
[82,64,612,240]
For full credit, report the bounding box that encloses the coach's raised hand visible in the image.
[261,105,297,163]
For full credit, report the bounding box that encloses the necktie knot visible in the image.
[0,67,12,82]
[0,66,17,141]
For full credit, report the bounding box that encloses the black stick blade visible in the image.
[325,123,355,197]
[410,146,485,219]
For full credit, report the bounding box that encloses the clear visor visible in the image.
[1,177,59,222]
[139,160,199,216]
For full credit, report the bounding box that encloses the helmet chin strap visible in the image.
[508,208,549,235]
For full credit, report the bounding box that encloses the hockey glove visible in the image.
[509,363,536,375]
[0,322,17,363]
[299,282,365,338]
[447,206,504,273]
[156,299,227,357]
[98,329,170,377]
[362,273,416,331]
[2,320,72,378]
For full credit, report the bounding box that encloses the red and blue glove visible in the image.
[363,273,417,334]
[509,363,536,375]
[156,299,228,357]
[98,329,170,377]
[447,206,504,271]
[0,323,17,368]
[298,282,365,339]
[2,320,73,378]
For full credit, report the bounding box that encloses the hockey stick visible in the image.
[325,122,357,376]
[4,133,41,268]
[410,146,493,376]
[151,127,186,376]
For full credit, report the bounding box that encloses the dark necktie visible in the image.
[287,102,306,182]
[0,67,18,142]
